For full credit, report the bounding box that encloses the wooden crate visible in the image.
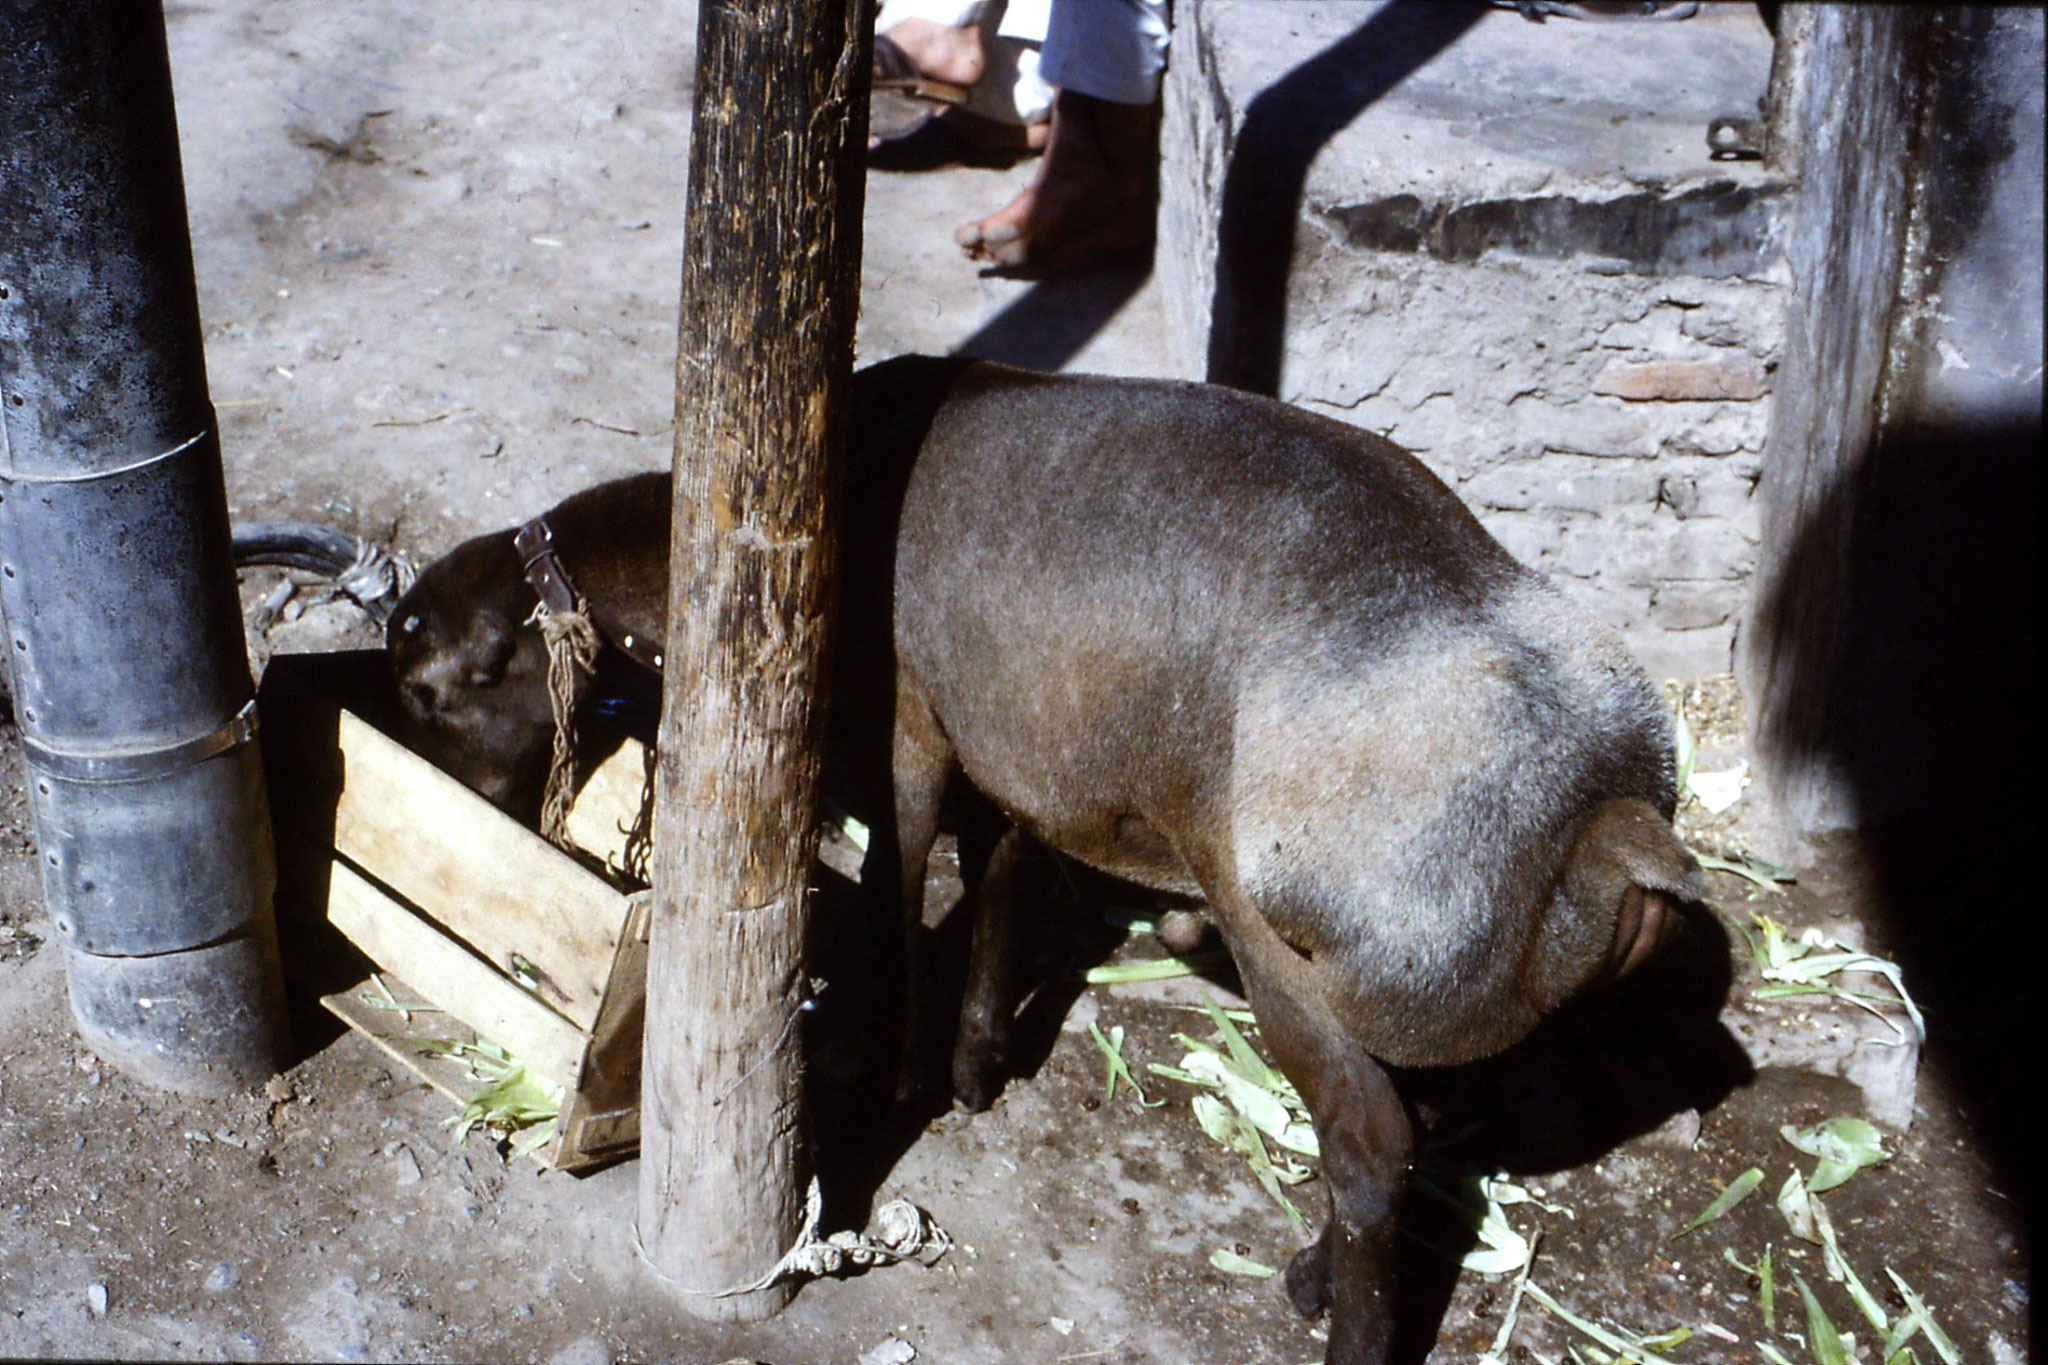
[259,651,659,1170]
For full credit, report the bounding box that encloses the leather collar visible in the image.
[513,515,580,615]
[514,515,665,674]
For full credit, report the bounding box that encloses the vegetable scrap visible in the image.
[411,1037,563,1160]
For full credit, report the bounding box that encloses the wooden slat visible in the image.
[324,980,495,1110]
[330,708,627,1030]
[326,862,588,1090]
[570,1106,640,1155]
[556,893,651,1162]
[322,974,584,1171]
[564,738,654,880]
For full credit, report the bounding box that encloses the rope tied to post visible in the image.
[514,514,604,848]
[634,1177,953,1298]
[531,597,601,847]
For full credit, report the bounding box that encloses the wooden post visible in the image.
[636,0,869,1323]
[1739,5,1928,835]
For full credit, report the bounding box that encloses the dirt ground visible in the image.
[0,4,2030,1364]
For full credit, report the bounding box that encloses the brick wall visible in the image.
[1283,239,1780,680]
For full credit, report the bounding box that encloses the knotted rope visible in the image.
[531,598,602,847]
[613,740,658,884]
[335,536,415,615]
[633,1177,952,1298]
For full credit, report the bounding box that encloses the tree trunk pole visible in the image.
[637,0,870,1323]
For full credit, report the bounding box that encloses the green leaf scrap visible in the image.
[1811,1204,1889,1334]
[1476,1228,1541,1365]
[507,1119,559,1161]
[1881,1316,1921,1363]
[1463,1200,1533,1278]
[1776,1169,1820,1244]
[1675,1166,1764,1237]
[1480,1174,1573,1219]
[1884,1269,1961,1365]
[820,799,870,853]
[1411,1175,1533,1278]
[1167,1001,1261,1026]
[1724,1242,1777,1331]
[1192,996,1270,1086]
[1208,1247,1276,1278]
[446,1062,561,1143]
[422,1039,564,1152]
[1639,1328,1695,1353]
[1148,997,1326,1232]
[1782,1117,1889,1193]
[1744,915,1926,1042]
[1215,1098,1310,1231]
[1101,909,1161,936]
[1792,1271,1849,1365]
[1087,1023,1164,1109]
[1673,701,1697,793]
[1083,949,1231,985]
[1524,1281,1687,1362]
[1694,850,1796,893]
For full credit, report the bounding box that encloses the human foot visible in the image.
[951,174,1151,269]
[952,91,1156,271]
[874,17,986,96]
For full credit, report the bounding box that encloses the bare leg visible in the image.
[952,822,1030,1111]
[1208,892,1412,1365]
[953,88,1156,270]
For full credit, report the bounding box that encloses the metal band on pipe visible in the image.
[0,422,251,746]
[0,428,205,484]
[19,698,257,783]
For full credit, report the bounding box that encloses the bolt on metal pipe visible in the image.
[0,1,289,1090]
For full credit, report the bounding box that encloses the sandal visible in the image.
[869,110,1036,173]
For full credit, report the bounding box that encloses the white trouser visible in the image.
[876,0,1169,119]
[1040,0,1169,107]
[876,0,1057,124]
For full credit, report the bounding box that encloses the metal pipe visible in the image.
[0,1,288,1090]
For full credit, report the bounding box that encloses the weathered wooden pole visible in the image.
[1739,4,1929,835]
[637,0,870,1322]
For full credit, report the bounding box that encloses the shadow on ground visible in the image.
[806,833,1752,1360]
[1752,412,2038,1219]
